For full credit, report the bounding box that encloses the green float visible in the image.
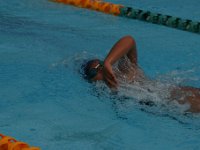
[119,7,199,34]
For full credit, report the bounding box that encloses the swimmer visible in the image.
[82,35,200,113]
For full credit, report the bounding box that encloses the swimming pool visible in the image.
[0,0,200,149]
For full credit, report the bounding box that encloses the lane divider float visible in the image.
[52,0,200,34]
[52,0,122,15]
[0,134,40,150]
[120,7,200,34]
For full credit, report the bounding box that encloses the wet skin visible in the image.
[87,35,200,113]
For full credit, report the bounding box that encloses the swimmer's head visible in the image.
[82,59,104,81]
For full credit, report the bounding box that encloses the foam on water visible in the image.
[57,52,200,116]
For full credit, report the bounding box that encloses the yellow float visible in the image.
[0,134,40,150]
[52,0,123,15]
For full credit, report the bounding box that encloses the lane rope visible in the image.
[120,7,200,34]
[52,0,123,15]
[52,0,200,34]
[0,134,40,150]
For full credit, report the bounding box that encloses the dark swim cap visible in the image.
[81,59,103,80]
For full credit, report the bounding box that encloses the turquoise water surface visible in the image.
[0,0,200,149]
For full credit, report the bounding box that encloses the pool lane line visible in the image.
[120,7,200,34]
[0,133,40,150]
[52,0,200,34]
[51,0,123,15]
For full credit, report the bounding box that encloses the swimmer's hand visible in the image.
[103,62,118,89]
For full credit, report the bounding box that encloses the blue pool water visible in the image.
[0,0,200,149]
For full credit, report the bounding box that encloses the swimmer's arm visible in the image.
[102,35,137,89]
[104,35,137,66]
